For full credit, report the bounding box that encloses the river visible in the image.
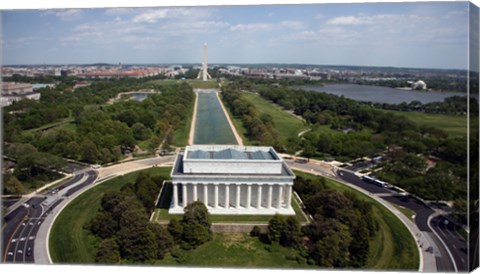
[301,84,470,104]
[193,90,238,144]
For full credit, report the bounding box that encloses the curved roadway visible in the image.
[2,155,469,272]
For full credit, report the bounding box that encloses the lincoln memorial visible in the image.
[169,145,295,215]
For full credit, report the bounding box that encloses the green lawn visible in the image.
[292,171,419,270]
[392,204,416,220]
[49,167,171,264]
[383,110,468,138]
[242,92,308,140]
[172,97,194,147]
[156,232,315,268]
[220,96,251,145]
[24,117,75,134]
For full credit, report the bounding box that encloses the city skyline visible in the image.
[2,2,471,70]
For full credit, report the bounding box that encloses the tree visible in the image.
[280,216,302,248]
[167,218,184,244]
[181,201,212,248]
[3,175,27,195]
[80,139,99,163]
[250,225,261,237]
[117,223,158,262]
[267,214,285,243]
[182,201,211,229]
[95,238,121,264]
[182,222,211,248]
[89,211,118,239]
[148,223,174,259]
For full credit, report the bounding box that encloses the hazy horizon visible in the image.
[3,2,471,70]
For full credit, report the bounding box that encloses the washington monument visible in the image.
[197,43,212,81]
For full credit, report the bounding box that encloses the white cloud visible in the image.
[230,21,304,32]
[43,9,83,21]
[280,21,305,29]
[132,7,213,23]
[230,23,274,32]
[104,7,135,16]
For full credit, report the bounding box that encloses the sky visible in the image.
[1,1,473,69]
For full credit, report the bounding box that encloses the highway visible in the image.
[2,170,97,263]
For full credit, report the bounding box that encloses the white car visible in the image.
[7,252,13,256]
[22,203,29,208]
[17,250,23,254]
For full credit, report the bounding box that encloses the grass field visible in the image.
[24,117,75,134]
[49,167,171,263]
[292,171,419,270]
[383,110,468,138]
[156,232,315,268]
[220,96,251,145]
[242,92,308,140]
[172,97,194,147]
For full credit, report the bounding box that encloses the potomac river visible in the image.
[301,84,470,104]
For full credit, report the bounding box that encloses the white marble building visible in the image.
[169,145,295,215]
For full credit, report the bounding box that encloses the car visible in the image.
[22,203,29,208]
[11,238,17,243]
[20,237,26,241]
[7,252,13,256]
[17,250,23,254]
[27,247,31,251]
[27,251,31,257]
[426,246,434,253]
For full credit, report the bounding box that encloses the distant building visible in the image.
[411,80,427,90]
[1,82,41,107]
[169,145,295,215]
[2,82,33,95]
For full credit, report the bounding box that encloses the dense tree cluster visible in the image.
[89,172,171,263]
[256,85,471,208]
[4,80,194,165]
[222,84,281,147]
[371,96,477,115]
[295,176,377,267]
[254,176,377,268]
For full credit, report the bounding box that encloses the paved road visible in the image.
[2,171,96,264]
[430,215,468,271]
[335,169,461,272]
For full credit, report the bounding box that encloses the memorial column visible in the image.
[182,183,188,207]
[225,184,230,209]
[173,183,178,208]
[204,184,208,207]
[236,185,241,209]
[257,185,262,209]
[267,185,273,209]
[276,184,283,208]
[246,185,251,209]
[193,184,198,201]
[214,184,218,208]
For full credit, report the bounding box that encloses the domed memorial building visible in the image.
[169,145,295,215]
